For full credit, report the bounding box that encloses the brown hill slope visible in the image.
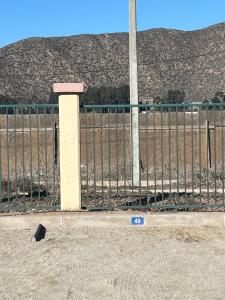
[0,22,225,103]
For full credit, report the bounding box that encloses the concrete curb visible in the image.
[0,212,224,230]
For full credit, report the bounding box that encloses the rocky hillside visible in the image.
[1,22,225,103]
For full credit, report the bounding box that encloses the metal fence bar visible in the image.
[107,108,112,206]
[160,107,164,200]
[52,107,57,206]
[176,106,179,204]
[138,107,141,206]
[145,107,149,200]
[214,106,217,204]
[0,114,2,206]
[21,108,25,206]
[44,107,48,206]
[5,109,9,204]
[153,109,157,203]
[222,106,225,205]
[36,108,41,203]
[123,108,127,205]
[198,106,202,205]
[206,108,210,204]
[168,107,172,199]
[13,108,18,207]
[85,108,89,208]
[191,106,194,205]
[93,108,96,206]
[100,108,104,204]
[131,107,134,202]
[80,124,224,130]
[83,103,225,108]
[29,108,33,203]
[115,108,119,203]
[183,106,187,204]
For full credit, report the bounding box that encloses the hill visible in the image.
[1,22,225,103]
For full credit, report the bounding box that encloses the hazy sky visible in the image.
[1,0,225,47]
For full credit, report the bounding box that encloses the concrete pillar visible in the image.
[53,83,84,210]
[129,0,140,186]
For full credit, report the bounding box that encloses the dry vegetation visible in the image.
[0,110,225,210]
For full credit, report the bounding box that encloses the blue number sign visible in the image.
[131,216,145,225]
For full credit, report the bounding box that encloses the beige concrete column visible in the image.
[53,83,84,210]
[129,0,140,186]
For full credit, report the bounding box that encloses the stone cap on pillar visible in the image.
[53,83,85,94]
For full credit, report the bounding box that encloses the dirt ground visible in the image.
[0,226,225,299]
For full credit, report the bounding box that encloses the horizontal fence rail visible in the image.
[0,104,59,212]
[81,103,225,210]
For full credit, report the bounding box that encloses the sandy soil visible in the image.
[0,226,225,299]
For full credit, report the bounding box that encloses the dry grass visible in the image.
[1,111,225,211]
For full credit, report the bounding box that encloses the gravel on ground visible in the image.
[0,226,225,299]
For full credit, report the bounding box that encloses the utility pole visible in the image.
[129,0,140,186]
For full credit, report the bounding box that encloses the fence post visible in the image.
[205,120,211,170]
[53,83,84,210]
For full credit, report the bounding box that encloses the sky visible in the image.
[1,0,225,48]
